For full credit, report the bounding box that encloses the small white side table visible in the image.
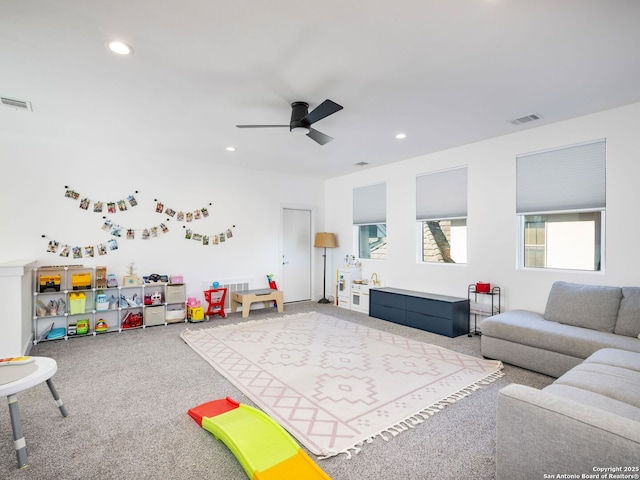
[0,357,68,469]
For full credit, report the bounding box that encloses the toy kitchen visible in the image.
[336,260,382,314]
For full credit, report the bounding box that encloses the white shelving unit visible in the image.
[32,265,187,344]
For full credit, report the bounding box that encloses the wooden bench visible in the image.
[230,288,284,318]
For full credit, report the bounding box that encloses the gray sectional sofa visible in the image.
[481,282,640,478]
[481,281,640,377]
[496,348,640,479]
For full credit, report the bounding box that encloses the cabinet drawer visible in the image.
[145,306,165,326]
[406,296,453,317]
[405,312,454,337]
[166,284,186,303]
[370,303,406,325]
[370,290,406,309]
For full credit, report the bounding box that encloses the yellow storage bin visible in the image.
[69,292,86,315]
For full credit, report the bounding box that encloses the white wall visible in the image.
[0,133,326,302]
[324,102,640,313]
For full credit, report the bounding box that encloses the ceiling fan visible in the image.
[236,99,343,145]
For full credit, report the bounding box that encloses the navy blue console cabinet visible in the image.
[369,287,469,338]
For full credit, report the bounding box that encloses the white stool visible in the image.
[0,357,68,469]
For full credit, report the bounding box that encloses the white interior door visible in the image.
[282,208,311,303]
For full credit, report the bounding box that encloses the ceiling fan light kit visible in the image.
[236,99,343,145]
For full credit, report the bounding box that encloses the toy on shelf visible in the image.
[95,266,107,289]
[121,311,143,329]
[96,292,109,311]
[95,318,108,333]
[71,271,91,290]
[123,262,141,287]
[188,397,330,480]
[106,274,118,288]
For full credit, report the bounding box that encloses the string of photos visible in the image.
[65,186,139,213]
[184,225,235,246]
[43,234,119,258]
[44,186,237,253]
[154,199,211,222]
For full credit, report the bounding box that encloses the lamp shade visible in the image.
[314,232,337,248]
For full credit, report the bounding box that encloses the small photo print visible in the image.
[127,195,138,207]
[127,229,135,240]
[165,208,176,217]
[185,229,192,240]
[151,227,159,238]
[202,235,210,245]
[84,246,95,257]
[160,223,169,234]
[117,200,128,212]
[107,202,116,214]
[65,189,80,199]
[201,207,209,218]
[156,202,164,213]
[72,246,83,259]
[193,233,202,242]
[186,212,193,222]
[194,210,201,220]
[93,201,103,213]
[59,246,70,257]
[79,198,90,210]
[177,212,185,222]
[110,225,122,237]
[98,244,108,256]
[47,240,60,253]
[142,228,150,240]
[219,233,225,243]
[226,228,233,238]
[102,219,113,231]
[213,235,219,245]
[108,239,118,251]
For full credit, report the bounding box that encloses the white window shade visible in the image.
[416,167,467,220]
[516,139,606,214]
[353,183,386,224]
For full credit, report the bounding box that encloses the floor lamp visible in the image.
[314,232,337,304]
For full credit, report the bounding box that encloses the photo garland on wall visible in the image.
[184,225,235,246]
[154,199,211,222]
[47,186,238,251]
[42,234,118,258]
[102,217,169,240]
[65,186,139,213]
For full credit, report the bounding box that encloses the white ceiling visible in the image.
[2,1,640,179]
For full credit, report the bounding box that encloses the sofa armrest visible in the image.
[496,384,640,480]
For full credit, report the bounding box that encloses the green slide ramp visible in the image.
[201,404,299,479]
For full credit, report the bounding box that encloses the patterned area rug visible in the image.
[181,312,503,458]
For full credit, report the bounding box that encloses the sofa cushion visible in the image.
[615,287,640,338]
[584,347,640,372]
[544,281,621,333]
[543,384,640,422]
[552,362,640,408]
[482,311,640,360]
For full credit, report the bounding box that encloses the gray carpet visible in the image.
[0,302,553,479]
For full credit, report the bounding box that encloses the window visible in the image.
[517,139,606,271]
[416,167,468,263]
[353,183,386,260]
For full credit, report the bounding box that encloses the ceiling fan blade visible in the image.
[303,99,343,125]
[236,125,289,128]
[307,128,334,145]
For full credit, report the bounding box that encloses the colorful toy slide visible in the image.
[188,397,331,480]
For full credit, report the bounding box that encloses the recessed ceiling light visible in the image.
[226,146,236,152]
[395,133,407,140]
[107,40,133,55]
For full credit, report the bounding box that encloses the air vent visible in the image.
[1,97,32,111]
[511,113,540,125]
[354,161,369,166]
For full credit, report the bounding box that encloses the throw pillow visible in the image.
[543,281,622,333]
[614,287,640,337]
